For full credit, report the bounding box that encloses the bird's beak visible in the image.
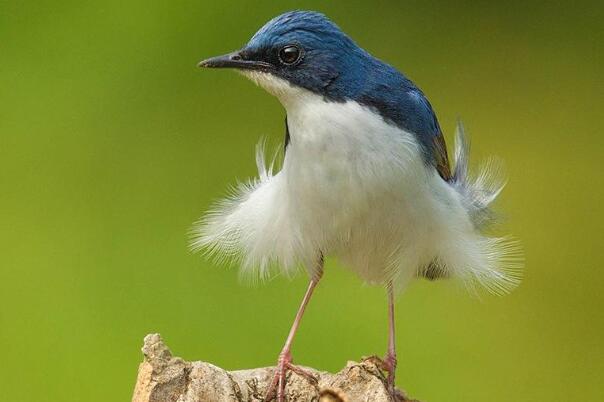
[198,50,272,71]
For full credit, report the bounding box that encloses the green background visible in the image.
[1,1,602,401]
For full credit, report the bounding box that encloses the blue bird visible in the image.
[193,10,522,401]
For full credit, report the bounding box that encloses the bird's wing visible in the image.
[402,90,452,182]
[432,132,452,181]
[357,70,452,181]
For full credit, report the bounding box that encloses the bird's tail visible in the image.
[451,121,506,229]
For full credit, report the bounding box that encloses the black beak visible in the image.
[198,50,272,71]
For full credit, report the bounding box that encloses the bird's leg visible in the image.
[264,258,323,402]
[384,283,398,394]
[361,283,398,395]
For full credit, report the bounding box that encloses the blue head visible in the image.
[199,11,375,101]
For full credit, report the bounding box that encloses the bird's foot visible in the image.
[361,354,393,371]
[264,350,318,402]
[361,354,398,397]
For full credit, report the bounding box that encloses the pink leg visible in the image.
[264,258,323,402]
[384,283,398,393]
[363,283,398,393]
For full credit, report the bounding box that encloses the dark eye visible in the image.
[278,45,301,65]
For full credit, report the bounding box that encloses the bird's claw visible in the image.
[361,354,388,370]
[263,351,318,402]
[263,351,290,402]
[285,363,319,386]
[361,354,397,396]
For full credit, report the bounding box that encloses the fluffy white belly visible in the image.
[281,98,443,283]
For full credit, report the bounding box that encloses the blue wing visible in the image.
[356,66,451,181]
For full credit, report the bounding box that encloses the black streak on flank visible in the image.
[284,115,291,152]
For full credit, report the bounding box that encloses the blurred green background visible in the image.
[1,1,602,401]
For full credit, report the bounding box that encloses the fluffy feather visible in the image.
[191,86,522,294]
[190,143,305,282]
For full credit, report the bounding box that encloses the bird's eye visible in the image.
[278,45,301,65]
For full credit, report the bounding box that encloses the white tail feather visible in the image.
[444,121,523,294]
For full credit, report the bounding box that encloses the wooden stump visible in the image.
[132,333,418,402]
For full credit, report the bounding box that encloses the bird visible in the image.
[192,10,522,402]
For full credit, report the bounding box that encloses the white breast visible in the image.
[281,92,441,283]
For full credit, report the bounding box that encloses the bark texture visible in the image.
[132,334,418,402]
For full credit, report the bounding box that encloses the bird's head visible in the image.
[199,11,368,105]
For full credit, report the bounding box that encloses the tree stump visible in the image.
[132,333,418,402]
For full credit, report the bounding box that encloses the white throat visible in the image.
[239,71,311,110]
